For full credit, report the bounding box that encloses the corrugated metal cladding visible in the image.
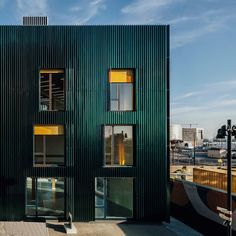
[0,25,169,221]
[23,16,48,25]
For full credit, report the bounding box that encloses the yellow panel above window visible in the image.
[109,70,134,83]
[34,125,64,135]
[40,69,64,74]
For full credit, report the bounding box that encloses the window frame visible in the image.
[39,68,66,112]
[108,68,135,111]
[95,177,134,219]
[103,124,135,167]
[25,177,66,218]
[33,124,66,167]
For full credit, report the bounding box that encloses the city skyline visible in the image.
[1,0,236,138]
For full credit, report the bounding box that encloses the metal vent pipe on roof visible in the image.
[23,16,48,26]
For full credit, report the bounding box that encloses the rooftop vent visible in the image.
[23,16,48,26]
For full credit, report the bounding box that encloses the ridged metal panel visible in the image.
[23,16,48,26]
[0,25,169,221]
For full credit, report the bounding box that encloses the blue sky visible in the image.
[1,0,236,138]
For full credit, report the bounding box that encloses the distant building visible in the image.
[170,124,182,140]
[182,128,204,146]
[207,148,226,158]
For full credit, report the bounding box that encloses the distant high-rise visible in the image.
[182,128,204,146]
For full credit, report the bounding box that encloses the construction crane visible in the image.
[181,123,198,128]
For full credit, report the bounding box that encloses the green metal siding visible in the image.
[0,25,169,221]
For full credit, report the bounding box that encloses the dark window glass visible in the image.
[95,177,133,219]
[40,69,65,111]
[104,126,133,166]
[26,177,37,216]
[33,125,65,166]
[95,178,105,218]
[26,177,65,217]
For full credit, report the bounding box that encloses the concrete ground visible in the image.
[0,221,48,236]
[0,217,203,236]
[47,217,203,236]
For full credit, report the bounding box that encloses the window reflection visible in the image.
[34,125,65,166]
[40,69,65,111]
[95,177,133,219]
[95,178,105,218]
[104,126,133,166]
[26,177,65,217]
[109,69,134,111]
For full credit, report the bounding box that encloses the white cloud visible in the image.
[121,1,234,48]
[171,11,234,48]
[16,0,48,16]
[121,0,174,15]
[217,99,236,106]
[121,0,178,24]
[167,9,224,25]
[208,80,236,88]
[171,106,205,116]
[174,78,236,102]
[178,91,204,99]
[70,0,106,25]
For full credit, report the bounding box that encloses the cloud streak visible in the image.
[171,106,205,115]
[172,77,236,130]
[121,0,178,24]
[69,0,106,25]
[121,1,235,48]
[121,0,174,15]
[16,0,48,16]
[177,91,204,100]
[175,78,236,102]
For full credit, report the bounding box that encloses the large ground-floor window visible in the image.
[26,177,65,217]
[95,177,133,219]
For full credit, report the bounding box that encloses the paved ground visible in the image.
[47,217,203,236]
[0,221,48,236]
[0,218,203,236]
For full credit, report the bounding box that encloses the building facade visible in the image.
[0,21,169,221]
[182,128,204,146]
[170,124,182,140]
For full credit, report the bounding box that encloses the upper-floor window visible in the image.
[104,125,133,166]
[40,69,65,111]
[33,125,65,166]
[109,69,134,111]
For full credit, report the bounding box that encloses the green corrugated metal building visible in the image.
[0,17,169,222]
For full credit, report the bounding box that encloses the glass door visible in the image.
[95,177,133,219]
[95,177,105,218]
[26,177,65,218]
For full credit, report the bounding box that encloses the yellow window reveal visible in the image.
[34,125,64,135]
[40,69,64,74]
[109,70,134,83]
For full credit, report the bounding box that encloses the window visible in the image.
[26,177,65,217]
[40,69,65,111]
[104,125,133,166]
[109,69,134,111]
[33,125,65,166]
[95,177,133,219]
